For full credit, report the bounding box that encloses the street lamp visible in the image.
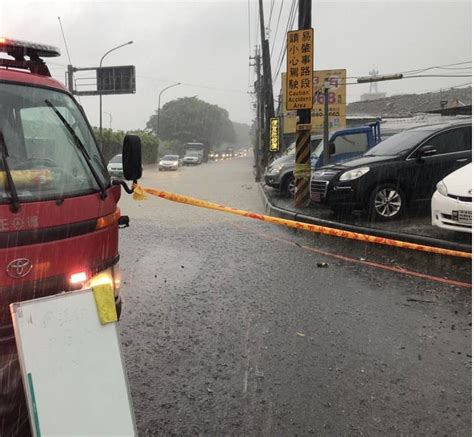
[156,82,181,137]
[99,40,133,143]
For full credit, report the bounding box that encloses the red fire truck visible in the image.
[0,38,141,434]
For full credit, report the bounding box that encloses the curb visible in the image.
[258,184,472,255]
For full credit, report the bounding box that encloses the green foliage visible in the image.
[158,139,183,157]
[92,128,159,164]
[146,96,236,147]
[232,121,252,146]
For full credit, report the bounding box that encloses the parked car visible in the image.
[264,135,322,197]
[432,163,472,233]
[107,154,123,177]
[310,121,472,220]
[158,154,180,171]
[265,121,388,198]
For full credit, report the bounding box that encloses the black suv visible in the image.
[310,121,472,220]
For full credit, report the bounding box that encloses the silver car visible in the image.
[107,154,123,177]
[264,135,322,197]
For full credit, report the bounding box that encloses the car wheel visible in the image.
[368,184,405,221]
[282,174,295,198]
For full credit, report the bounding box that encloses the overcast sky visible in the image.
[1,0,471,132]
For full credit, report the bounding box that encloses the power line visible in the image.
[268,0,276,27]
[272,0,297,83]
[247,0,252,57]
[254,0,259,48]
[401,61,472,75]
[270,0,284,60]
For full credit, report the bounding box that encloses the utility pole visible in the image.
[258,0,275,172]
[294,0,312,207]
[323,83,330,166]
[250,47,264,181]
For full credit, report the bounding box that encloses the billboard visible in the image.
[282,69,346,134]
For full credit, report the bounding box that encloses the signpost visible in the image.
[290,0,313,207]
[269,117,280,152]
[67,65,136,97]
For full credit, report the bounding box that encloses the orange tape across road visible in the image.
[132,184,472,259]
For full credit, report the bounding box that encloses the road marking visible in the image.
[229,222,472,289]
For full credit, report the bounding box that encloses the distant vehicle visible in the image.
[432,163,472,233]
[183,142,209,164]
[310,121,472,220]
[226,147,234,158]
[158,155,180,171]
[265,122,384,197]
[107,154,123,177]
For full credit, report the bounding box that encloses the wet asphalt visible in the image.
[117,157,471,436]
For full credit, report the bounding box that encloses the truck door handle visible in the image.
[456,158,468,163]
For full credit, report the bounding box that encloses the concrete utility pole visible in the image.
[258,0,275,172]
[323,83,330,166]
[250,47,263,181]
[294,0,312,207]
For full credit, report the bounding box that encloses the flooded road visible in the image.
[118,157,470,436]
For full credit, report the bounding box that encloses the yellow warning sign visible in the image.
[269,118,280,152]
[286,29,314,110]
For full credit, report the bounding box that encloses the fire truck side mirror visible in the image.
[122,134,143,181]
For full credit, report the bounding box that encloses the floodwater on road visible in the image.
[117,157,471,436]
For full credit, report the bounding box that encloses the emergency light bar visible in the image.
[0,37,60,58]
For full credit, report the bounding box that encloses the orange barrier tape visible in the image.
[132,184,472,259]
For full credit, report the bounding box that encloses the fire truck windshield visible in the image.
[0,82,109,204]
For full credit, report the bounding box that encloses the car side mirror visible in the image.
[122,134,142,181]
[329,142,336,155]
[417,145,437,158]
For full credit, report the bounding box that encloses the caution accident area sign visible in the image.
[269,118,280,152]
[286,28,314,110]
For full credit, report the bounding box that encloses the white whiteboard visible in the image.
[10,289,137,436]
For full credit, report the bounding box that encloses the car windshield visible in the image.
[364,129,431,156]
[110,155,122,164]
[0,83,108,203]
[162,155,178,160]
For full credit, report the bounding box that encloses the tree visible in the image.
[92,128,159,164]
[146,96,236,147]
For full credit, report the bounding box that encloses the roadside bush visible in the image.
[92,128,159,164]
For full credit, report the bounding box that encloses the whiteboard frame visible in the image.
[10,289,137,436]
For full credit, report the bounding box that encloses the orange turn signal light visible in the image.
[96,209,121,230]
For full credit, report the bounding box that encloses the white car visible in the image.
[158,155,180,171]
[107,154,123,177]
[432,163,472,233]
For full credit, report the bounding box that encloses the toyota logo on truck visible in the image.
[6,258,33,279]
